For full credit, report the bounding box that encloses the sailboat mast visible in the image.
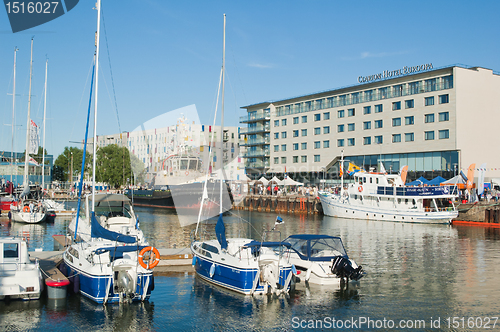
[42,59,48,191]
[24,38,34,186]
[219,14,226,214]
[11,47,18,184]
[92,0,102,212]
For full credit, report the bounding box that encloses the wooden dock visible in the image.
[233,195,323,215]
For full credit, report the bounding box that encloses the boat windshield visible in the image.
[287,236,348,260]
[94,201,133,219]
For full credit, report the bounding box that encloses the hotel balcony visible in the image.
[239,111,270,123]
[243,148,270,158]
[239,124,270,135]
[239,137,270,146]
[245,160,270,169]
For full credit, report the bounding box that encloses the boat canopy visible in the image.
[90,213,137,244]
[285,234,348,261]
[242,241,292,248]
[92,193,131,204]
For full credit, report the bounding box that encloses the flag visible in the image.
[29,120,39,154]
[478,163,486,196]
[379,162,386,174]
[28,157,39,166]
[399,165,408,184]
[347,163,361,176]
[339,164,343,176]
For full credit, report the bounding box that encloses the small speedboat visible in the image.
[285,234,364,286]
[0,237,43,301]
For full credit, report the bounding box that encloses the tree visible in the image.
[54,146,92,182]
[96,144,131,189]
[52,165,64,181]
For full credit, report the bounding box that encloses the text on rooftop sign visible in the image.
[358,63,433,84]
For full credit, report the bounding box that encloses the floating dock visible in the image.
[234,195,323,214]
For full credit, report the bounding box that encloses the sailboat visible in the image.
[10,38,46,224]
[61,0,156,304]
[190,15,296,295]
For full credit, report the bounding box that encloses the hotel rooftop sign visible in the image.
[358,63,433,84]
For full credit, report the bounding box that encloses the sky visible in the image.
[1,0,500,159]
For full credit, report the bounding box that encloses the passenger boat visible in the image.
[285,234,363,286]
[191,15,296,296]
[0,237,42,301]
[319,154,459,224]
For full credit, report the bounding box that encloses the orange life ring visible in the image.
[185,171,189,176]
[23,206,30,213]
[358,185,363,193]
[138,246,160,269]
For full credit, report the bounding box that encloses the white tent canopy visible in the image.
[282,177,304,186]
[269,176,284,185]
[441,175,466,185]
[257,176,269,185]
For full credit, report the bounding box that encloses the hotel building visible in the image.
[241,64,500,185]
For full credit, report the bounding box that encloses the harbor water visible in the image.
[1,205,500,331]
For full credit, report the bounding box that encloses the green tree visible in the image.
[96,144,131,189]
[52,165,64,181]
[54,146,92,182]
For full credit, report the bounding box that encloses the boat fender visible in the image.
[305,268,312,281]
[209,263,216,278]
[291,265,297,275]
[138,246,161,269]
[192,256,197,266]
[23,206,30,213]
[358,186,363,193]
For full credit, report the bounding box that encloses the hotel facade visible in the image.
[241,64,500,185]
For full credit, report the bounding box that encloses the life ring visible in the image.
[138,246,160,269]
[185,171,189,176]
[358,185,363,193]
[23,206,30,213]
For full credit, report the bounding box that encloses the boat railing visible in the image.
[376,185,459,197]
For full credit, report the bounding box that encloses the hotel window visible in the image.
[364,90,374,101]
[314,114,321,121]
[301,115,307,123]
[293,143,298,150]
[375,104,383,113]
[312,155,319,162]
[337,139,344,147]
[314,141,320,149]
[425,131,435,140]
[274,133,279,139]
[281,131,287,139]
[348,108,355,117]
[405,116,414,125]
[323,140,330,148]
[408,82,419,95]
[392,101,401,110]
[323,112,330,120]
[443,75,453,89]
[327,97,334,108]
[295,103,302,112]
[301,155,307,163]
[274,157,279,164]
[363,121,371,130]
[364,137,371,145]
[425,78,437,92]
[393,84,403,97]
[274,145,279,152]
[425,96,434,106]
[379,87,388,99]
[281,157,287,164]
[301,142,307,150]
[338,124,345,133]
[323,126,330,134]
[363,106,371,115]
[439,112,449,122]
[293,156,298,163]
[316,99,323,110]
[347,138,355,146]
[348,123,355,131]
[392,134,402,143]
[392,118,401,127]
[293,130,299,137]
[375,135,383,144]
[425,114,435,123]
[281,144,287,151]
[293,117,299,124]
[301,129,307,136]
[339,95,347,106]
[305,101,312,112]
[405,133,414,142]
[338,110,345,118]
[285,105,292,114]
[374,120,383,129]
[439,129,450,139]
[405,99,414,109]
[439,94,449,104]
[274,120,279,127]
[314,127,321,135]
[352,92,360,104]
[282,119,287,126]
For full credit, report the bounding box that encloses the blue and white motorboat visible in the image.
[285,234,364,286]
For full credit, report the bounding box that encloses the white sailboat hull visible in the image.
[10,211,46,224]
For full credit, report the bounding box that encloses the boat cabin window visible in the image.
[363,177,367,183]
[189,159,198,170]
[180,159,189,170]
[201,243,219,254]
[359,178,362,185]
[405,199,409,204]
[376,178,379,184]
[370,178,372,183]
[3,243,19,258]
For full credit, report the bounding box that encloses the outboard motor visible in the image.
[113,267,137,302]
[331,256,364,281]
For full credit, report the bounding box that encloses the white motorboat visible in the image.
[285,234,363,286]
[319,154,458,224]
[0,237,42,301]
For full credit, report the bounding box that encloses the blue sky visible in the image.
[1,0,500,159]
